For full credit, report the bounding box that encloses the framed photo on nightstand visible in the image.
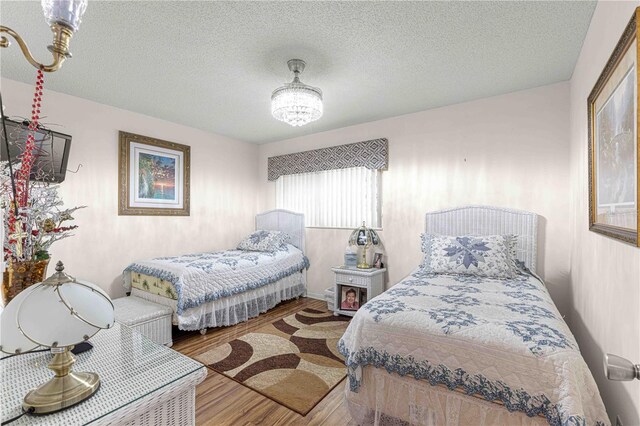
[340,287,361,311]
[359,288,368,306]
[373,252,383,268]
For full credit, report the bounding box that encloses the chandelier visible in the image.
[271,59,323,127]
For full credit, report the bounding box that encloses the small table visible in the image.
[332,266,386,317]
[1,323,207,425]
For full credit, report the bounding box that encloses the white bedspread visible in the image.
[338,268,608,426]
[123,244,309,315]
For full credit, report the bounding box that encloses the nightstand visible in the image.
[331,267,386,317]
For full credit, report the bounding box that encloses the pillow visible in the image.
[420,233,518,279]
[237,230,290,252]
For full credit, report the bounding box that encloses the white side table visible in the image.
[331,267,386,317]
[1,322,207,425]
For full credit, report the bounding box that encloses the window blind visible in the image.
[276,166,381,228]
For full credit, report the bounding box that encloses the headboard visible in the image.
[256,209,305,253]
[425,206,538,273]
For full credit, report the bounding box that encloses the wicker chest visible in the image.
[113,296,173,347]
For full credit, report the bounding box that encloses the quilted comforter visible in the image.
[338,268,608,426]
[123,244,309,315]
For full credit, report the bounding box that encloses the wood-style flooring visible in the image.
[172,297,357,426]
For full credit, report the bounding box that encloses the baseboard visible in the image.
[305,291,325,301]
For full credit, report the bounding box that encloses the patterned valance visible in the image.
[268,138,388,181]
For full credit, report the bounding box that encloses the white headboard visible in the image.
[425,205,538,273]
[256,209,305,253]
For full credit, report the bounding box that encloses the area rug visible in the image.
[194,308,351,415]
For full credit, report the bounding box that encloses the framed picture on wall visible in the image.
[588,10,640,245]
[118,131,191,216]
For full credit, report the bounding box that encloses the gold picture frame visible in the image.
[118,131,190,216]
[588,8,640,246]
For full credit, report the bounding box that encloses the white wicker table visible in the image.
[113,295,174,347]
[1,323,207,425]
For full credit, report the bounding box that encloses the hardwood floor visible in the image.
[172,297,357,426]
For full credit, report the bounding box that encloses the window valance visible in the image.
[267,138,388,181]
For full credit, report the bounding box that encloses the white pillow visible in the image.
[420,233,518,279]
[237,230,290,252]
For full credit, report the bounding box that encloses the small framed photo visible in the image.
[373,252,383,269]
[340,286,360,311]
[359,288,368,307]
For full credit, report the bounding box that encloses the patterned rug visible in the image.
[194,308,351,415]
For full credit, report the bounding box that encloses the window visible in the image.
[276,166,381,228]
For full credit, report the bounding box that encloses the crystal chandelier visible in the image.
[271,59,323,127]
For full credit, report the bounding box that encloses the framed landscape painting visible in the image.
[588,10,640,245]
[118,131,190,216]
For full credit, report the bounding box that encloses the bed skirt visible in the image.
[130,272,306,331]
[346,366,548,426]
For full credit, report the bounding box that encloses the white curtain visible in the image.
[276,166,381,228]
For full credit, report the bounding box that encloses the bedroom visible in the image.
[0,1,638,425]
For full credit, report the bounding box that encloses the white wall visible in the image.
[569,2,640,424]
[6,9,637,418]
[2,78,259,297]
[258,83,573,312]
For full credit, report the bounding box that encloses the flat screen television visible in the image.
[0,118,72,183]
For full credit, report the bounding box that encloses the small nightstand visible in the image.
[331,267,386,317]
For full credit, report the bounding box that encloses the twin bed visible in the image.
[339,206,608,426]
[122,210,308,333]
[121,206,607,425]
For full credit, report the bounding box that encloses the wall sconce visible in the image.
[604,353,640,381]
[0,0,88,72]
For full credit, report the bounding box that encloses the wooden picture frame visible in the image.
[588,8,640,245]
[118,131,190,216]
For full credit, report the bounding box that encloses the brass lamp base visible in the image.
[23,348,100,414]
[357,246,371,269]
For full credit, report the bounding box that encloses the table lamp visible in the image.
[348,221,381,269]
[0,261,114,414]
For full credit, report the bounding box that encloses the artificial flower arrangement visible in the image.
[1,166,84,263]
[1,70,84,269]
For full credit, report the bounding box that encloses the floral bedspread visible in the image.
[338,268,608,426]
[123,244,309,315]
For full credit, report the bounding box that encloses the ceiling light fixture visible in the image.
[271,59,323,127]
[0,0,88,72]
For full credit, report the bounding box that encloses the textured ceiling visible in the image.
[1,1,596,144]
